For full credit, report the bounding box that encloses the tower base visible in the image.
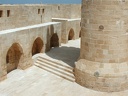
[75,59,128,92]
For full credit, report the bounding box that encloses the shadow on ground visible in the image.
[46,46,80,67]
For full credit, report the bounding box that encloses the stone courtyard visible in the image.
[0,39,128,96]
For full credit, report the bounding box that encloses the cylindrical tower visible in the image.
[75,0,128,92]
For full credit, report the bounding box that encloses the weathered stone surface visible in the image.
[52,18,81,43]
[75,0,128,92]
[0,4,81,82]
[0,22,62,80]
[0,4,81,31]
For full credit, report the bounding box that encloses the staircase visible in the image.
[34,56,75,82]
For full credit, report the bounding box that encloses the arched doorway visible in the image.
[32,37,44,56]
[6,43,23,73]
[79,30,81,37]
[68,28,74,40]
[50,33,59,48]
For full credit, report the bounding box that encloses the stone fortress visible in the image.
[0,0,128,94]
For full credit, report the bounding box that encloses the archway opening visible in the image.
[50,33,59,48]
[68,28,74,40]
[6,43,23,73]
[79,30,81,37]
[32,37,44,56]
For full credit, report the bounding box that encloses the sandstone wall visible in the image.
[50,4,81,19]
[0,4,81,31]
[0,22,61,81]
[52,18,81,43]
[0,5,52,31]
[75,0,128,92]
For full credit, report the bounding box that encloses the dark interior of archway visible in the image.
[50,33,59,48]
[6,43,22,73]
[32,37,44,56]
[68,29,74,40]
[79,31,81,37]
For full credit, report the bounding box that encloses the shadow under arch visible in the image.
[6,43,23,73]
[50,33,59,48]
[79,30,81,37]
[68,28,75,40]
[32,37,44,56]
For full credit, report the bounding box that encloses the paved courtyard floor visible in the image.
[0,39,128,96]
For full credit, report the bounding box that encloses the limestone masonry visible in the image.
[1,0,128,93]
[0,4,81,82]
[75,0,128,92]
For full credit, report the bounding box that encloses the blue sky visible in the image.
[0,0,81,4]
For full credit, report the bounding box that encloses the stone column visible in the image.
[75,0,128,92]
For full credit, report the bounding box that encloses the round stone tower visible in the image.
[75,0,128,92]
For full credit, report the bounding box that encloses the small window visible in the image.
[38,9,40,14]
[58,6,60,10]
[7,10,10,17]
[42,9,45,13]
[0,10,3,17]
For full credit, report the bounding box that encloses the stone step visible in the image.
[37,57,73,74]
[34,62,75,82]
[38,56,73,70]
[35,60,74,78]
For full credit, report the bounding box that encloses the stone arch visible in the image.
[32,37,44,56]
[6,43,23,73]
[50,33,59,48]
[68,28,75,40]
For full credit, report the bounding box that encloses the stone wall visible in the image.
[75,0,128,92]
[50,4,81,19]
[0,4,81,31]
[0,5,52,31]
[0,22,61,81]
[52,18,81,43]
[0,4,81,82]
